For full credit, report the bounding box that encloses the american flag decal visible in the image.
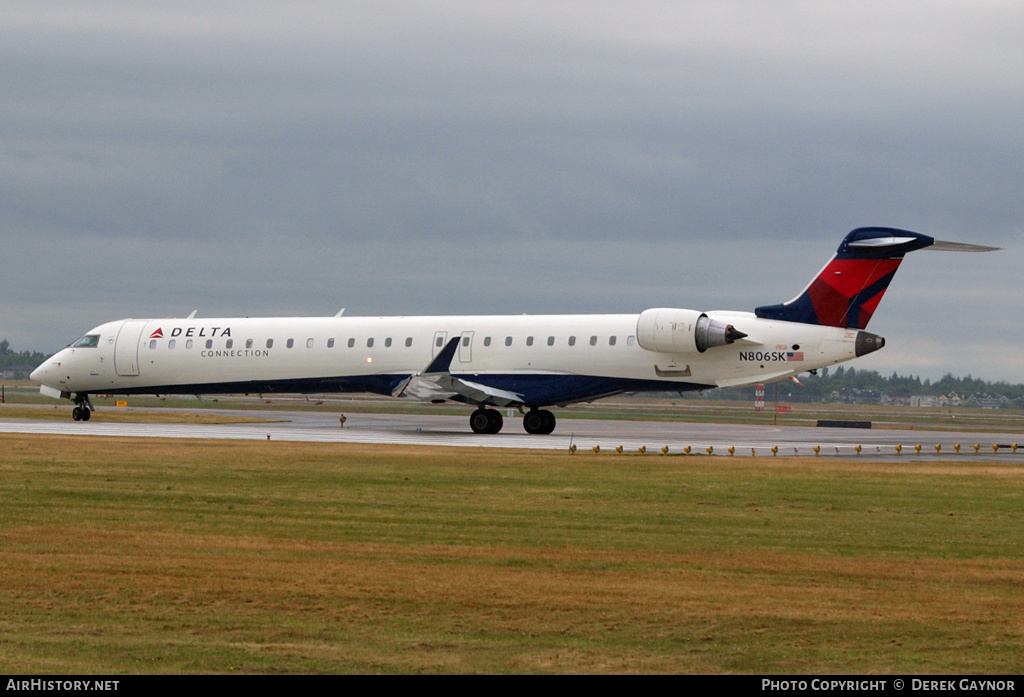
[787,351,804,361]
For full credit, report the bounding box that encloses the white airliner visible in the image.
[31,227,995,434]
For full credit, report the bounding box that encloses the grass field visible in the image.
[1,434,1022,674]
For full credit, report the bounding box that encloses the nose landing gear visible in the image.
[71,394,93,421]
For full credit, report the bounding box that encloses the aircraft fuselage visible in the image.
[31,311,871,407]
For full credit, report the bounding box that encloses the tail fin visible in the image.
[754,227,935,329]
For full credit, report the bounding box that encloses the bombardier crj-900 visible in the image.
[32,228,995,434]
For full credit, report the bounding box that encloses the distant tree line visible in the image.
[0,339,49,378]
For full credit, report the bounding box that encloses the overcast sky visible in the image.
[2,1,1021,382]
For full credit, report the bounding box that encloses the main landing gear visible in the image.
[71,394,92,421]
[470,408,503,434]
[522,408,556,435]
[468,407,556,435]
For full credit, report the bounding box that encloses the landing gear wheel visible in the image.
[470,409,490,434]
[72,394,92,422]
[470,408,503,434]
[523,409,556,435]
[486,409,503,434]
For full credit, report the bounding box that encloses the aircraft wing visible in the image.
[715,369,795,388]
[392,337,524,407]
[443,377,523,407]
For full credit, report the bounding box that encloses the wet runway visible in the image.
[2,407,1022,461]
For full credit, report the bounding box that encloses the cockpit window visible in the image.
[71,335,100,348]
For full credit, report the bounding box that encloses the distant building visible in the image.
[881,393,910,407]
[965,393,1011,409]
[828,388,879,404]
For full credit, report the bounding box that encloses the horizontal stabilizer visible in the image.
[925,240,1002,253]
[847,235,921,248]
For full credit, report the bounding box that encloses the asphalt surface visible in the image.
[2,405,1022,461]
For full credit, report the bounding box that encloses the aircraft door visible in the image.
[458,331,474,363]
[114,320,148,376]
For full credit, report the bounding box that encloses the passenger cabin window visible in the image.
[526,336,534,346]
[627,335,635,346]
[366,338,374,348]
[306,338,314,348]
[462,336,470,347]
[327,338,335,348]
[246,339,253,349]
[547,336,554,346]
[226,339,234,349]
[205,339,213,349]
[483,336,491,347]
[505,336,512,346]
[286,338,294,348]
[405,337,413,347]
[266,339,274,349]
[568,336,576,346]
[589,336,597,346]
[435,336,444,348]
[385,337,392,348]
[609,336,617,346]
[149,340,156,349]
[347,338,355,348]
[71,335,100,348]
[169,339,176,349]
[185,339,193,349]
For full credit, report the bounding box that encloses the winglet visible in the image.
[423,337,461,374]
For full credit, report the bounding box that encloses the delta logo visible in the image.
[148,326,232,339]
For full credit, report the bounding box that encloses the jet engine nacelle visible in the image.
[636,308,747,354]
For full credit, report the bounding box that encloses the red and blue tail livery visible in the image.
[756,227,935,329]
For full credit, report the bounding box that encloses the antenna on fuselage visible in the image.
[186,309,197,319]
[335,308,345,317]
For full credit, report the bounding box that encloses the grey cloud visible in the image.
[1,1,1020,382]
